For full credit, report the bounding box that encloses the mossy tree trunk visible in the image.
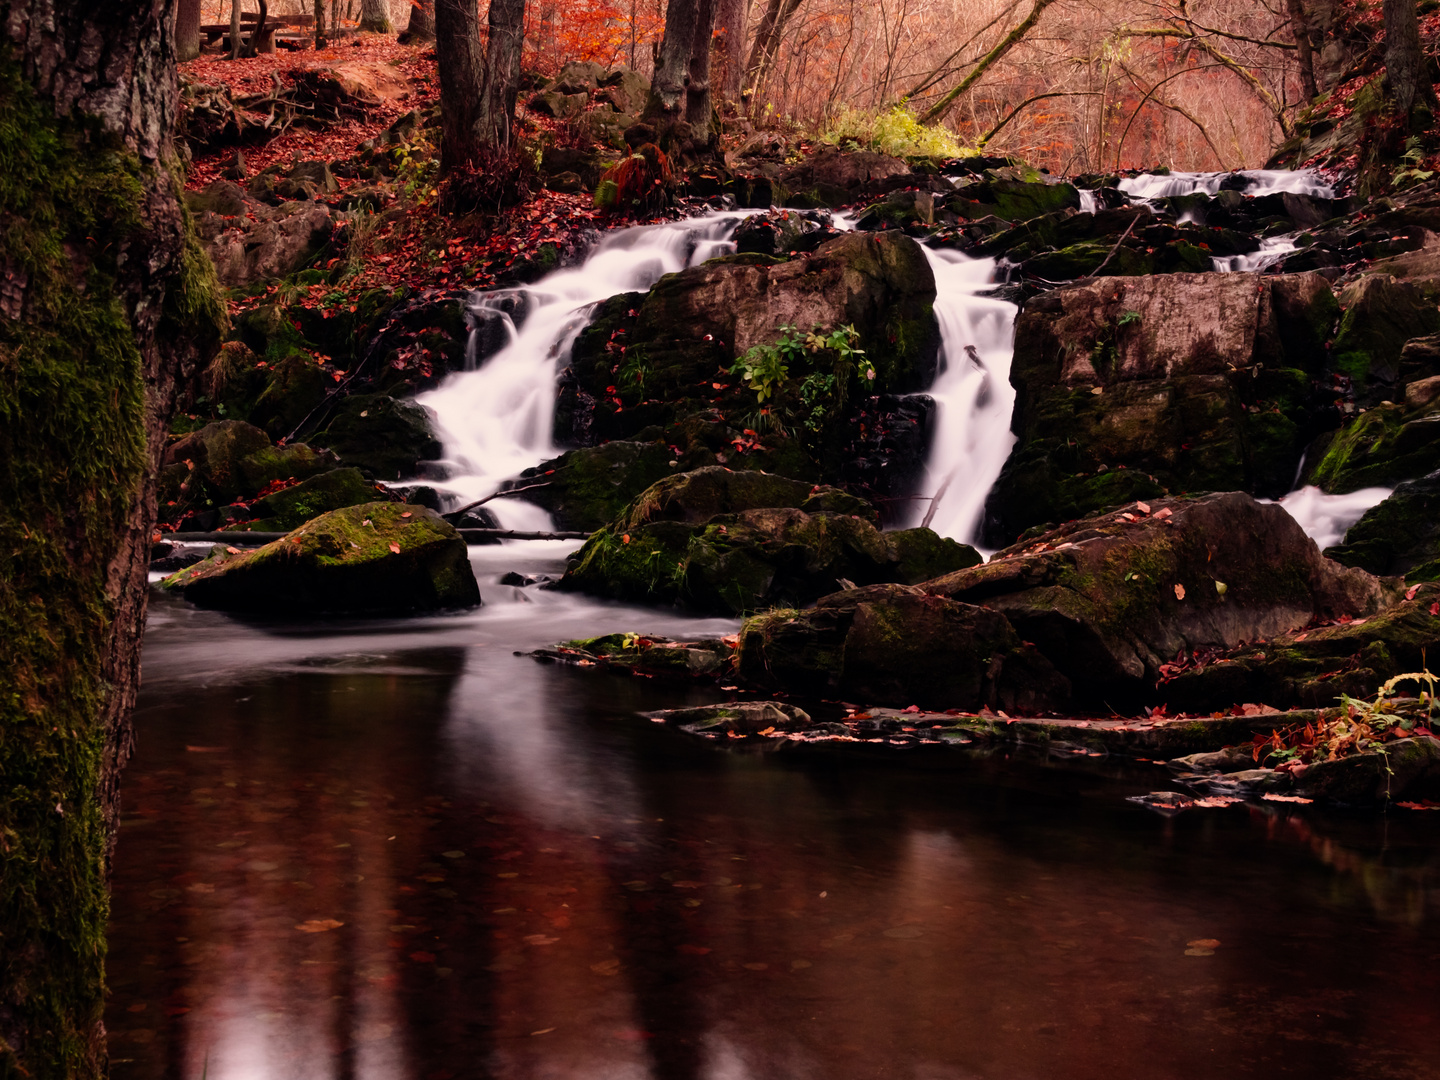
[434,0,525,169]
[359,0,392,33]
[1384,0,1436,122]
[644,0,718,148]
[0,2,226,1077]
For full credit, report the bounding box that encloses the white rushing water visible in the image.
[1270,485,1393,550]
[1212,235,1301,273]
[415,213,750,526]
[1117,168,1335,201]
[905,249,1018,543]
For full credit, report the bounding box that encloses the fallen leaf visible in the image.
[622,534,631,544]
[1214,580,1227,595]
[400,511,412,518]
[388,541,401,554]
[1154,507,1173,519]
[1136,501,1151,514]
[296,919,344,933]
[1261,794,1314,804]
[1406,584,1421,600]
[1173,583,1186,600]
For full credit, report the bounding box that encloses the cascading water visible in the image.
[415,213,749,527]
[904,249,1018,544]
[1117,168,1335,201]
[1268,485,1393,550]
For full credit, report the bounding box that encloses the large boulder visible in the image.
[984,271,1339,544]
[925,492,1395,705]
[233,467,391,532]
[187,180,334,287]
[558,467,979,614]
[555,231,940,448]
[508,441,678,532]
[777,145,912,206]
[1325,470,1440,582]
[736,583,1069,711]
[1303,397,1440,493]
[310,394,442,480]
[162,420,338,505]
[1159,581,1440,711]
[163,503,480,614]
[1331,274,1440,400]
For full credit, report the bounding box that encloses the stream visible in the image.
[110,180,1439,1077]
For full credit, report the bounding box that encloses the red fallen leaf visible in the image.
[400,512,412,518]
[1397,800,1440,810]
[1294,633,1308,642]
[1406,584,1421,600]
[1136,501,1151,514]
[409,951,436,963]
[1432,601,1439,616]
[677,944,711,955]
[902,705,922,713]
[622,534,631,544]
[388,542,401,554]
[1154,507,1173,519]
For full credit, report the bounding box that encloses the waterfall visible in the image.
[904,249,1018,545]
[1117,169,1334,201]
[414,213,749,526]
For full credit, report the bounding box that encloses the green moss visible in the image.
[0,51,222,1079]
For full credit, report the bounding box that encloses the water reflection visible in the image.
[111,567,1440,1080]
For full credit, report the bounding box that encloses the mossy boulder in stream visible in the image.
[160,420,339,511]
[1324,471,1440,582]
[984,271,1338,544]
[736,584,1069,711]
[508,441,678,531]
[232,467,392,532]
[559,467,979,614]
[163,502,480,614]
[310,394,442,480]
[1303,398,1440,493]
[926,492,1394,706]
[1331,274,1440,400]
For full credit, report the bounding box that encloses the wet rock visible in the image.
[1160,581,1440,711]
[926,492,1395,706]
[731,210,837,256]
[1291,737,1440,805]
[985,271,1339,543]
[1325,471,1440,582]
[949,177,1080,223]
[162,502,479,614]
[528,90,588,119]
[855,190,934,231]
[536,632,732,677]
[310,394,442,480]
[649,701,812,736]
[559,467,977,614]
[188,180,334,287]
[556,231,940,448]
[162,420,339,506]
[779,145,911,202]
[598,67,649,112]
[1331,274,1440,400]
[508,441,679,532]
[1303,398,1440,493]
[736,583,1069,711]
[235,467,391,532]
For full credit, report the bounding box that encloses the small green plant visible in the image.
[822,104,968,159]
[730,323,868,405]
[1393,135,1435,189]
[1117,310,1142,328]
[619,351,651,393]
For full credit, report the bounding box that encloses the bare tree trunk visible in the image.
[685,0,718,139]
[480,0,526,146]
[435,0,527,168]
[0,1,226,1078]
[1384,0,1434,118]
[743,0,801,109]
[360,0,393,31]
[647,0,705,119]
[230,0,243,58]
[919,0,1057,124]
[1286,0,1318,101]
[176,0,202,60]
[713,0,747,101]
[401,0,435,41]
[316,0,327,47]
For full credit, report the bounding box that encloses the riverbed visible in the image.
[108,545,1440,1080]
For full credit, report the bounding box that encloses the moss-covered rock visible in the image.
[1332,274,1440,399]
[927,492,1395,706]
[985,271,1338,544]
[233,467,391,532]
[163,502,479,614]
[310,394,442,479]
[558,467,976,614]
[161,420,340,506]
[509,441,679,532]
[1161,582,1440,712]
[1304,400,1440,493]
[735,583,1069,710]
[1324,470,1440,582]
[1024,241,1154,279]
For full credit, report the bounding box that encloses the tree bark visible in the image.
[743,0,801,109]
[685,0,717,136]
[360,0,393,32]
[919,0,1057,124]
[401,0,435,42]
[1287,0,1318,101]
[0,2,226,1078]
[176,0,202,60]
[1384,0,1434,118]
[435,0,526,168]
[713,0,747,102]
[230,0,243,58]
[648,0,705,119]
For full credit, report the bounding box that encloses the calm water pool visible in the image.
[108,548,1440,1080]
